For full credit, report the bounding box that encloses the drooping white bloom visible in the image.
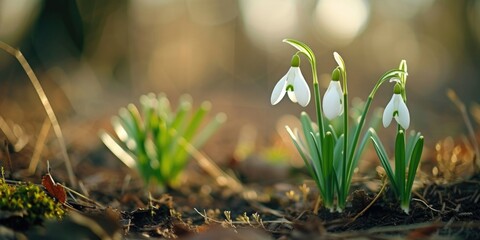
[383,92,410,129]
[271,55,311,107]
[322,68,343,120]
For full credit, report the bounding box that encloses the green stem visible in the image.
[341,71,348,206]
[283,39,325,139]
[343,69,403,198]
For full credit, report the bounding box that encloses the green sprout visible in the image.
[100,93,226,189]
[370,61,425,213]
[271,39,405,212]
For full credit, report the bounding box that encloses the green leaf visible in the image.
[300,112,319,156]
[309,132,327,197]
[99,131,136,168]
[328,124,338,141]
[183,101,210,141]
[333,134,344,185]
[348,127,372,182]
[395,130,406,199]
[170,95,191,130]
[405,131,421,166]
[370,129,397,193]
[324,131,334,204]
[405,136,424,197]
[286,126,314,177]
[192,113,226,148]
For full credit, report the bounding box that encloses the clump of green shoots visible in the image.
[101,93,226,189]
[370,61,424,213]
[271,39,407,212]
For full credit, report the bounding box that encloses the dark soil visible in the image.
[2,138,480,239]
[9,173,477,240]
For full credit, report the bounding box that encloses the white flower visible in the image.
[271,56,310,107]
[322,68,343,120]
[383,93,410,129]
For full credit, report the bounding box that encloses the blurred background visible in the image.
[0,0,479,168]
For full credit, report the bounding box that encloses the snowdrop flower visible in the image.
[271,55,311,107]
[322,68,343,120]
[383,83,410,129]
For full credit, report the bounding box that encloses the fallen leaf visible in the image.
[42,173,67,204]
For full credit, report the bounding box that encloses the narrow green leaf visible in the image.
[286,126,316,180]
[192,113,226,148]
[118,108,137,139]
[99,131,137,168]
[300,112,320,160]
[348,128,372,182]
[328,124,338,141]
[395,130,406,199]
[370,129,397,192]
[183,101,210,141]
[405,131,421,166]
[157,93,171,119]
[309,132,327,198]
[405,136,424,196]
[333,134,344,186]
[170,95,191,130]
[324,131,334,204]
[140,93,156,131]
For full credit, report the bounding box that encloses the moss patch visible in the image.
[0,178,65,230]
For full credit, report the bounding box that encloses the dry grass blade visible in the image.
[179,137,243,193]
[0,41,76,187]
[28,117,51,174]
[1,140,13,177]
[447,89,480,171]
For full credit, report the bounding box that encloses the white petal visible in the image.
[383,94,396,128]
[270,74,287,105]
[334,81,344,115]
[395,97,410,129]
[323,81,342,120]
[287,91,298,103]
[292,68,310,107]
